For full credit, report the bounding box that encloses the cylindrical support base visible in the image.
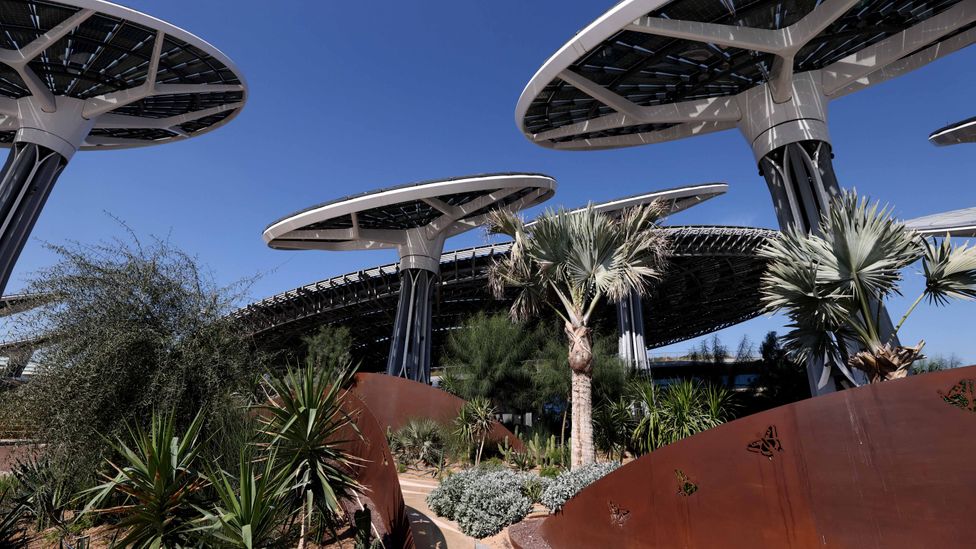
[617,291,649,371]
[386,268,437,384]
[0,142,67,294]
[760,139,898,393]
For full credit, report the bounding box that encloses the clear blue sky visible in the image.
[5,1,976,361]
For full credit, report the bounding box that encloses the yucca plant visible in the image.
[84,410,208,548]
[759,191,976,388]
[593,398,634,461]
[0,487,28,548]
[454,397,496,467]
[258,363,363,549]
[10,455,71,533]
[488,204,670,469]
[197,450,294,549]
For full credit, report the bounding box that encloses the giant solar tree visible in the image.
[516,0,975,393]
[263,173,556,385]
[0,0,245,293]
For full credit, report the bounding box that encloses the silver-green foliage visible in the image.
[539,461,620,513]
[427,468,537,538]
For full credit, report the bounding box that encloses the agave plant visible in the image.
[258,363,363,548]
[197,450,294,549]
[759,191,976,388]
[84,410,208,548]
[488,204,670,468]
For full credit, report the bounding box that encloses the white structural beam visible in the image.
[94,102,243,133]
[550,120,737,150]
[558,69,646,119]
[821,0,976,94]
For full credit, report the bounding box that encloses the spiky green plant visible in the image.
[0,487,28,548]
[630,379,733,454]
[10,455,71,533]
[84,410,208,549]
[488,204,670,469]
[454,398,497,467]
[593,398,634,461]
[197,450,294,549]
[759,191,976,388]
[258,363,363,548]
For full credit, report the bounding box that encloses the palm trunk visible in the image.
[476,434,485,466]
[566,323,594,469]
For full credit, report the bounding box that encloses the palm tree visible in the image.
[258,363,363,549]
[488,204,670,468]
[760,191,976,388]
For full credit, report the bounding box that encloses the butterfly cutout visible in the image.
[938,379,976,413]
[675,469,698,496]
[747,425,784,459]
[608,500,630,527]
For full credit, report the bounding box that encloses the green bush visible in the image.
[390,418,445,468]
[538,465,561,479]
[539,461,620,513]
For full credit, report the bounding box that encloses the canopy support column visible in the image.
[386,267,437,385]
[617,291,649,371]
[0,142,67,294]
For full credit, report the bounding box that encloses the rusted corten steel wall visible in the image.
[338,390,414,549]
[350,372,524,451]
[518,366,976,549]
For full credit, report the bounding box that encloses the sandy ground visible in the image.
[399,470,514,549]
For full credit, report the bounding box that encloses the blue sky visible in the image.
[5,1,976,361]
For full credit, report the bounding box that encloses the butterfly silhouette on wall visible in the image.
[938,379,976,413]
[608,500,630,527]
[675,469,698,496]
[747,425,784,459]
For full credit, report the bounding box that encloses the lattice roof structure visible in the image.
[929,116,976,146]
[236,225,776,365]
[0,0,246,150]
[516,0,975,152]
[905,207,976,237]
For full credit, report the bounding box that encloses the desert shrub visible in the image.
[522,475,550,504]
[391,418,445,468]
[538,465,561,479]
[427,468,481,520]
[540,461,620,513]
[454,470,532,538]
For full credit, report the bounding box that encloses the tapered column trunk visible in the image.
[566,323,594,469]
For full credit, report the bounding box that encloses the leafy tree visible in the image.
[303,324,354,372]
[751,331,810,408]
[439,313,543,413]
[760,192,976,389]
[488,205,669,468]
[8,234,261,486]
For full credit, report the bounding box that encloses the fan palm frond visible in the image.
[922,236,976,305]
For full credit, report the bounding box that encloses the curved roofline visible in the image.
[514,0,673,140]
[929,115,976,146]
[582,182,726,216]
[263,173,556,247]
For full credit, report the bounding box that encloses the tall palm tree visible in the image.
[760,191,976,388]
[488,204,670,468]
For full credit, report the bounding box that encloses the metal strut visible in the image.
[617,290,649,371]
[386,268,436,384]
[0,142,67,294]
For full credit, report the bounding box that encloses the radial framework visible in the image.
[263,173,556,384]
[0,0,246,294]
[515,0,975,393]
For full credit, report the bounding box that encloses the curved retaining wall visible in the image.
[515,365,976,549]
[350,372,524,450]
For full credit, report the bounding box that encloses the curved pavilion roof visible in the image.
[0,0,246,150]
[929,116,976,146]
[516,0,976,150]
[263,173,556,252]
[905,207,976,237]
[236,225,777,365]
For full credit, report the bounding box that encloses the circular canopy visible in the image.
[237,225,776,365]
[0,0,246,150]
[905,207,976,237]
[929,116,976,146]
[570,182,726,218]
[517,0,976,150]
[263,173,557,252]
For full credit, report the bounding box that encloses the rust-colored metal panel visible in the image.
[338,390,414,549]
[521,366,976,549]
[350,372,524,450]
